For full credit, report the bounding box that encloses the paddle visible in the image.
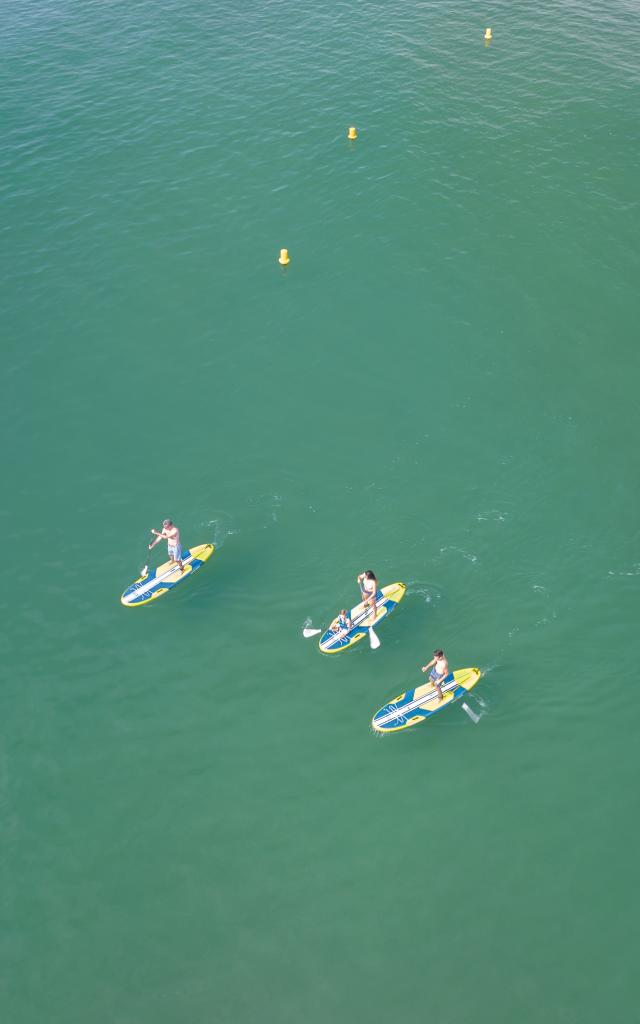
[360,584,382,649]
[303,627,322,638]
[140,526,162,576]
[461,701,480,724]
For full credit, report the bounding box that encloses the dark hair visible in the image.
[163,519,173,527]
[433,649,444,658]
[365,569,376,579]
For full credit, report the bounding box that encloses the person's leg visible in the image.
[169,544,185,572]
[430,672,444,700]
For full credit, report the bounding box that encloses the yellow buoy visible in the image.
[484,27,492,41]
[278,248,290,266]
[347,126,358,140]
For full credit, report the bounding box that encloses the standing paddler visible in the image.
[149,519,184,572]
[421,649,450,701]
[357,569,380,620]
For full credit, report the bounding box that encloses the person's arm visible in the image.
[421,657,435,674]
[148,528,167,550]
[441,659,450,679]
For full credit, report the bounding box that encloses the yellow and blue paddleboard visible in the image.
[319,583,406,653]
[120,543,215,607]
[371,667,481,732]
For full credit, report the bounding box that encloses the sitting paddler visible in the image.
[331,609,353,633]
[149,518,184,572]
[421,649,449,701]
[357,569,380,618]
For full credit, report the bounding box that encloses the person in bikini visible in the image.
[357,569,380,620]
[421,649,450,701]
[149,519,184,572]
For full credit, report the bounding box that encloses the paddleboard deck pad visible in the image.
[120,543,215,607]
[372,667,481,732]
[319,583,406,653]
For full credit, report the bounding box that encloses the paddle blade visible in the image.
[369,627,381,650]
[303,628,322,638]
[461,701,480,724]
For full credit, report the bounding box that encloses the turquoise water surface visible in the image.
[2,2,639,1021]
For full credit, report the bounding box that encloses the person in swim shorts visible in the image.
[357,569,380,618]
[149,519,184,572]
[421,649,449,701]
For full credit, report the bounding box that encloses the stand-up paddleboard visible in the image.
[319,583,406,653]
[372,667,481,732]
[120,544,215,607]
